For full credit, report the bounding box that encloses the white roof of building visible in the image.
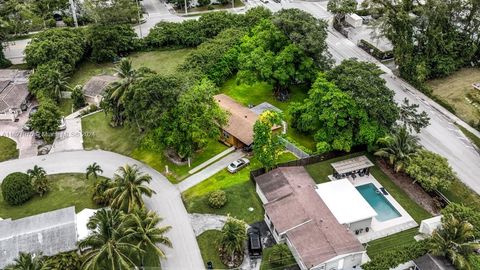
[76,208,99,241]
[419,215,442,235]
[316,179,377,224]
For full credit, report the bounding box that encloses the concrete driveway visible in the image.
[3,39,30,64]
[0,109,39,158]
[0,150,204,270]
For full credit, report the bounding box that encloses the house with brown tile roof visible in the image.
[214,94,282,149]
[254,166,367,270]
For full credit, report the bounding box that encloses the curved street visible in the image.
[0,150,204,270]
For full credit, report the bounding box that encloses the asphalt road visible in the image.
[0,150,204,270]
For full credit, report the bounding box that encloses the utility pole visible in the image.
[185,0,188,15]
[232,0,234,9]
[69,0,78,27]
[136,0,143,38]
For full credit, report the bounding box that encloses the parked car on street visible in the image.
[227,158,250,173]
[247,227,262,258]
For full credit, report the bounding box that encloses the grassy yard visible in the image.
[220,77,316,151]
[456,124,480,149]
[260,244,298,270]
[197,230,227,269]
[69,49,194,86]
[305,153,431,223]
[82,112,229,183]
[0,173,100,220]
[0,136,18,162]
[366,228,418,258]
[182,152,298,224]
[441,180,480,211]
[427,68,480,125]
[59,98,73,116]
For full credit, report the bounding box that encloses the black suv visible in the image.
[247,228,262,258]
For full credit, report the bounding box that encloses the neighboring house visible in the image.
[0,69,30,121]
[82,75,117,105]
[0,207,77,268]
[214,94,282,149]
[413,254,456,270]
[254,166,367,270]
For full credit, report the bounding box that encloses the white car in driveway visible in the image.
[227,158,250,173]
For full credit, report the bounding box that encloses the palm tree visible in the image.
[78,209,141,270]
[50,70,70,102]
[5,252,46,270]
[126,208,172,265]
[86,162,103,180]
[430,215,480,270]
[219,217,247,265]
[27,165,49,196]
[104,58,139,126]
[105,164,155,213]
[92,177,111,206]
[374,126,420,172]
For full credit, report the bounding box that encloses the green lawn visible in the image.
[70,49,194,86]
[220,77,316,151]
[59,98,73,116]
[82,112,229,183]
[260,244,298,270]
[366,228,418,258]
[182,152,297,224]
[456,124,480,149]
[197,230,227,269]
[305,153,431,223]
[441,180,480,211]
[0,136,18,162]
[0,173,101,220]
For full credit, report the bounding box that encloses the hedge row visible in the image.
[362,240,428,270]
[358,39,394,60]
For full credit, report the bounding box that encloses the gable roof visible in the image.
[255,167,364,268]
[82,75,118,97]
[214,94,260,145]
[0,207,78,268]
[0,83,29,112]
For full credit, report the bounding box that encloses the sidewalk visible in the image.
[177,150,245,192]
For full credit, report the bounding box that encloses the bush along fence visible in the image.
[250,145,367,182]
[358,39,394,61]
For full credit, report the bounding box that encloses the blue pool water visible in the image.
[356,183,401,222]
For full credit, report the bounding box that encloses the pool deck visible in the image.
[329,174,418,243]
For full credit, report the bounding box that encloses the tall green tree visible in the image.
[87,24,137,63]
[27,165,49,197]
[326,59,398,131]
[253,111,284,170]
[126,208,172,264]
[405,149,456,191]
[83,0,140,25]
[149,79,227,159]
[327,0,357,26]
[71,85,86,110]
[92,178,111,206]
[28,100,61,143]
[78,209,140,270]
[374,126,419,172]
[86,162,103,180]
[219,217,247,265]
[106,164,155,213]
[430,215,480,270]
[290,74,375,152]
[399,98,430,133]
[5,252,46,270]
[237,19,318,97]
[103,58,139,126]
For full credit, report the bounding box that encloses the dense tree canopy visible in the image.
[326,59,398,131]
[290,75,378,152]
[405,149,457,191]
[83,0,140,25]
[28,100,61,143]
[147,79,228,158]
[87,24,137,63]
[365,0,480,83]
[327,0,357,25]
[28,61,69,101]
[237,19,318,96]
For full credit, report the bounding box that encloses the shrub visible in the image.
[208,190,227,208]
[1,172,34,206]
[269,244,292,267]
[45,251,83,270]
[362,241,428,270]
[71,85,86,110]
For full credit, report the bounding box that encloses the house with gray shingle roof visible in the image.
[0,207,78,268]
[82,75,118,105]
[0,69,30,121]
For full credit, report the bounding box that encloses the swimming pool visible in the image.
[356,183,401,222]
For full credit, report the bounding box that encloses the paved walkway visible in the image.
[0,150,204,270]
[177,150,245,192]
